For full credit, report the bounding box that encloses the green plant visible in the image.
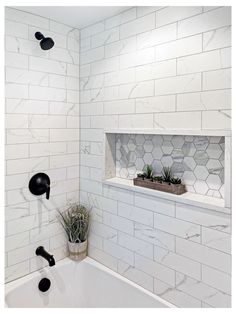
[170,177,182,184]
[58,205,90,243]
[153,176,163,182]
[161,166,173,182]
[143,164,153,179]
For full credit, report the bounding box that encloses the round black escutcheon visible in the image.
[38,278,51,292]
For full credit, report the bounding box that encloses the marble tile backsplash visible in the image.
[5,7,80,282]
[115,134,225,198]
[79,6,231,308]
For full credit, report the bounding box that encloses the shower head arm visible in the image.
[35,32,44,41]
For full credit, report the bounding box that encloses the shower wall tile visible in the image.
[79,6,231,308]
[5,8,79,283]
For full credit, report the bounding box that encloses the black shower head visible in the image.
[35,32,54,50]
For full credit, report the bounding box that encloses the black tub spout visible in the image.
[36,246,55,267]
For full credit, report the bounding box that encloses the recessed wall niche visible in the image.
[103,130,231,210]
[115,134,224,198]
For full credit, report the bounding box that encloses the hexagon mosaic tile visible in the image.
[115,134,225,198]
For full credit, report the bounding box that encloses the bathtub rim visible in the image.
[5,256,175,308]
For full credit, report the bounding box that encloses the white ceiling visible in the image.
[13,6,131,29]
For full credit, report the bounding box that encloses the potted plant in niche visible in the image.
[134,165,186,195]
[58,205,90,261]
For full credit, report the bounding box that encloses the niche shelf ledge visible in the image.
[103,177,229,214]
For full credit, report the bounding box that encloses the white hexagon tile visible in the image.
[115,134,225,198]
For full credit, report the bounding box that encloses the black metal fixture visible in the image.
[35,31,54,50]
[38,278,51,292]
[36,246,55,267]
[29,173,50,200]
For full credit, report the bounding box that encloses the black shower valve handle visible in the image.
[46,185,50,200]
[29,173,51,200]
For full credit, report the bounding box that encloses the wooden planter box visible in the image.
[133,177,186,195]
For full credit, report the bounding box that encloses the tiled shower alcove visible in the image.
[115,134,225,198]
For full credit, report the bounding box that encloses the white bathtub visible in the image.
[5,257,174,308]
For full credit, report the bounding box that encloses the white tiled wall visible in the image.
[79,6,231,308]
[5,7,80,282]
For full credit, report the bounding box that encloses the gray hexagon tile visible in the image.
[115,134,225,198]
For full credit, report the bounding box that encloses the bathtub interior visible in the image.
[5,257,174,308]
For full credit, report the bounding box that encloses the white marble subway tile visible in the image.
[120,13,155,39]
[6,99,49,114]
[156,35,202,61]
[29,86,66,101]
[202,110,231,130]
[6,143,29,159]
[80,21,104,39]
[50,102,79,116]
[91,56,119,75]
[30,142,67,157]
[68,64,80,77]
[118,232,153,259]
[119,81,155,99]
[7,156,49,175]
[90,221,117,242]
[104,99,135,115]
[155,73,201,95]
[135,253,175,286]
[103,211,134,235]
[6,189,31,206]
[136,95,175,114]
[91,28,119,48]
[66,116,80,128]
[154,246,201,280]
[80,74,104,90]
[120,47,155,69]
[50,153,78,169]
[6,83,28,99]
[154,111,201,130]
[177,50,227,75]
[28,115,66,129]
[202,264,231,294]
[49,74,66,88]
[51,178,79,196]
[6,52,28,69]
[137,6,162,17]
[6,68,48,86]
[105,8,136,29]
[49,20,73,36]
[6,7,49,29]
[50,129,79,142]
[29,56,66,75]
[80,46,104,65]
[8,239,49,266]
[80,178,102,195]
[88,245,118,271]
[7,129,49,144]
[5,202,29,221]
[67,165,80,179]
[80,128,103,142]
[103,239,134,265]
[154,278,202,308]
[175,272,230,308]
[156,6,202,27]
[134,193,175,217]
[136,59,176,82]
[5,19,28,39]
[137,23,177,49]
[176,203,231,234]
[7,213,49,236]
[178,7,231,38]
[88,232,103,250]
[134,223,175,252]
[5,260,30,283]
[5,114,28,129]
[118,202,153,227]
[203,26,231,51]
[220,47,231,68]
[176,237,231,274]
[30,222,62,243]
[119,114,153,129]
[118,260,153,292]
[5,173,29,190]
[202,227,231,254]
[154,213,201,243]
[67,36,80,52]
[5,231,29,252]
[90,115,118,129]
[203,68,231,90]
[104,68,135,87]
[49,47,77,64]
[80,154,102,168]
[49,233,67,251]
[105,36,137,58]
[177,89,231,111]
